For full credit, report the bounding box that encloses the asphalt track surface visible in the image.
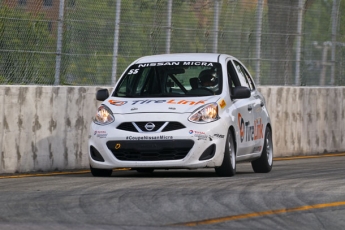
[1,154,345,230]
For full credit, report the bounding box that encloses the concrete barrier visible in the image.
[0,86,344,173]
[260,87,345,157]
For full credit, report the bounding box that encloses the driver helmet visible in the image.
[198,69,217,87]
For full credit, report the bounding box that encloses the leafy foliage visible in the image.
[0,6,55,84]
[0,0,344,86]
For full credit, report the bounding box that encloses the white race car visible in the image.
[89,53,273,177]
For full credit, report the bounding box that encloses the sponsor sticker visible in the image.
[195,134,208,140]
[254,118,264,140]
[189,130,206,135]
[213,134,225,139]
[108,100,127,106]
[189,130,208,140]
[238,113,245,142]
[167,99,205,105]
[137,62,214,67]
[94,131,108,138]
[238,113,264,143]
[219,99,226,109]
[208,134,225,141]
[126,135,173,140]
[109,99,205,106]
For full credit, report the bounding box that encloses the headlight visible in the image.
[93,105,115,125]
[188,103,219,123]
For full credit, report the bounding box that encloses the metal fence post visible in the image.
[54,0,65,85]
[111,0,121,86]
[295,0,304,86]
[330,0,339,85]
[166,0,172,54]
[213,0,220,53]
[255,0,264,85]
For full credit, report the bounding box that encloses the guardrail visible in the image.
[0,86,344,173]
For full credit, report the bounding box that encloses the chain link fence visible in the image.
[0,0,344,86]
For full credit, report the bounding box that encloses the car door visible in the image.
[227,59,256,156]
[235,61,266,153]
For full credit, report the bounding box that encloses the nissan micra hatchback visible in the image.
[89,53,273,177]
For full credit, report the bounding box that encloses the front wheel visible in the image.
[90,165,113,177]
[215,129,236,177]
[251,126,273,173]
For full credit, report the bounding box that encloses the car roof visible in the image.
[133,53,233,64]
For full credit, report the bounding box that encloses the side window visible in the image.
[226,61,235,94]
[226,61,237,95]
[234,61,250,88]
[240,65,255,91]
[234,61,256,91]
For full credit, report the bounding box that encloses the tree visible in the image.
[62,0,117,85]
[0,6,55,84]
[266,0,315,85]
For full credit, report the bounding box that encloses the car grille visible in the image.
[106,140,194,161]
[117,121,185,132]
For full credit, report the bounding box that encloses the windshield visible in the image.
[113,62,222,97]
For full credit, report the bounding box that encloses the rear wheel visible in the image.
[251,126,273,173]
[215,129,236,177]
[90,165,113,177]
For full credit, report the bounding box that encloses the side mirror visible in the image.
[232,86,250,99]
[96,89,109,101]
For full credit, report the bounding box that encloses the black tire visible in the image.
[251,126,273,173]
[90,165,113,177]
[136,168,155,173]
[215,129,236,177]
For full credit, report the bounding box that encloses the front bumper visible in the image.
[88,113,228,169]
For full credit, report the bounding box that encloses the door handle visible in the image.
[248,105,253,111]
[260,100,264,107]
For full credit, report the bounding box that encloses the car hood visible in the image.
[103,96,220,114]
